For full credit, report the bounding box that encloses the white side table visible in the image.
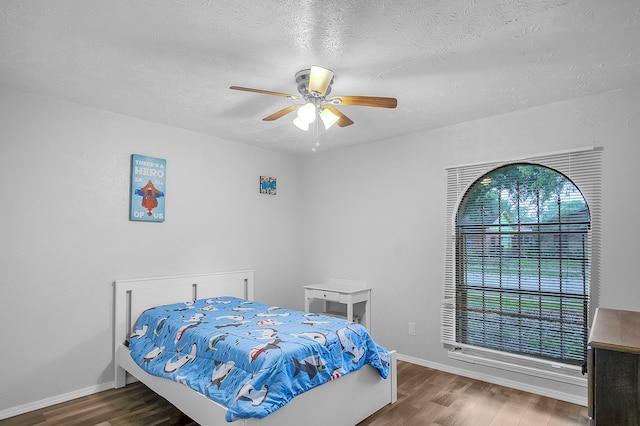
[304,279,371,331]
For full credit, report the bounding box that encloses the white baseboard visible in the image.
[0,381,115,421]
[396,353,588,407]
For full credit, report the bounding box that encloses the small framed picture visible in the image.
[260,176,276,195]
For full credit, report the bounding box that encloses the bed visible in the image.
[113,270,397,425]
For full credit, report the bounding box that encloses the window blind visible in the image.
[442,147,602,370]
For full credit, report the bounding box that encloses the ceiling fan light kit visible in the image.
[297,102,317,123]
[293,117,309,131]
[308,65,334,97]
[319,108,339,129]
[230,65,397,151]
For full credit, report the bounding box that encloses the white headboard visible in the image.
[113,270,254,384]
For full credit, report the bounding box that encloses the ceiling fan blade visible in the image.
[309,65,334,97]
[230,86,300,100]
[263,105,299,121]
[322,105,354,127]
[328,95,397,108]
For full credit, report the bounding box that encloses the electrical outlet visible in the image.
[408,322,416,336]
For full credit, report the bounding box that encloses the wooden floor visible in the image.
[2,361,592,426]
[357,361,591,426]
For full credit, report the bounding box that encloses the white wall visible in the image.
[0,87,303,413]
[299,85,640,402]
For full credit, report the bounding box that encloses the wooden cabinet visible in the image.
[588,307,640,424]
[304,279,371,331]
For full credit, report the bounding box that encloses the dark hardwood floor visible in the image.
[1,361,592,426]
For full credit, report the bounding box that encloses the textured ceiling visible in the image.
[1,0,639,154]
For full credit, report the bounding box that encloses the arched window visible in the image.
[441,148,602,381]
[456,163,589,365]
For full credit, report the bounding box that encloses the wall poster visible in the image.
[130,154,166,222]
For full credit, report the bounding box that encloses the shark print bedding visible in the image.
[127,296,391,422]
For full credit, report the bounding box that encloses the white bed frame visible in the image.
[114,270,397,426]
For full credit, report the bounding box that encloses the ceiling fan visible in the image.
[229,65,397,131]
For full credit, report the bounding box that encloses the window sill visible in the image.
[447,345,587,387]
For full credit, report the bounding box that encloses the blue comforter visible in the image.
[128,296,390,421]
